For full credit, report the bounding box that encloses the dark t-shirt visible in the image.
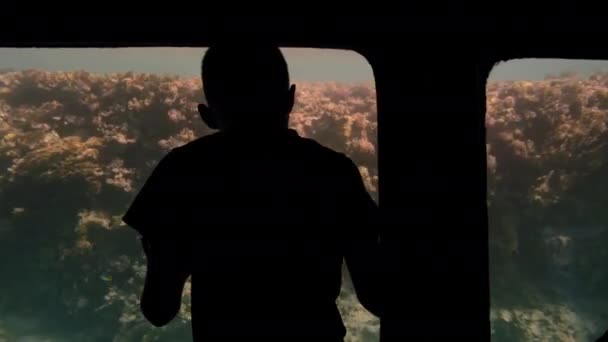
[123,129,380,341]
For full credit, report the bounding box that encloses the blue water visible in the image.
[489,59,608,81]
[0,48,373,83]
[2,53,608,341]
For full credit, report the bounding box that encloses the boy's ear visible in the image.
[284,84,296,113]
[198,103,219,130]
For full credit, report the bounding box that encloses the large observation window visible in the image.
[0,48,378,341]
[488,59,608,341]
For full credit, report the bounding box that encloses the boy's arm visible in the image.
[122,150,191,326]
[340,157,384,318]
[140,236,191,327]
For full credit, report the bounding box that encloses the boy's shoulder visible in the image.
[296,135,351,164]
[169,130,354,168]
[169,132,224,157]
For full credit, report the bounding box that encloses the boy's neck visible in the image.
[220,126,296,140]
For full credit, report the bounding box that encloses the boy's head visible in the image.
[198,41,296,132]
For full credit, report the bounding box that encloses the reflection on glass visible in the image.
[0,48,378,341]
[488,60,608,341]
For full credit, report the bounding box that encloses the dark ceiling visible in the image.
[1,6,605,60]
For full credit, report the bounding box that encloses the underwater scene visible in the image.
[2,50,608,341]
[488,60,608,341]
[0,48,379,342]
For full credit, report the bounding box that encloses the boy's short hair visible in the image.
[201,41,290,108]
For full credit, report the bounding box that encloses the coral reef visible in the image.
[4,67,608,341]
[0,70,378,341]
[487,73,608,341]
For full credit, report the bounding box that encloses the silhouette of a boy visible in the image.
[123,40,382,342]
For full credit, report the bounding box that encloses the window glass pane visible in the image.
[0,48,378,341]
[488,59,608,341]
